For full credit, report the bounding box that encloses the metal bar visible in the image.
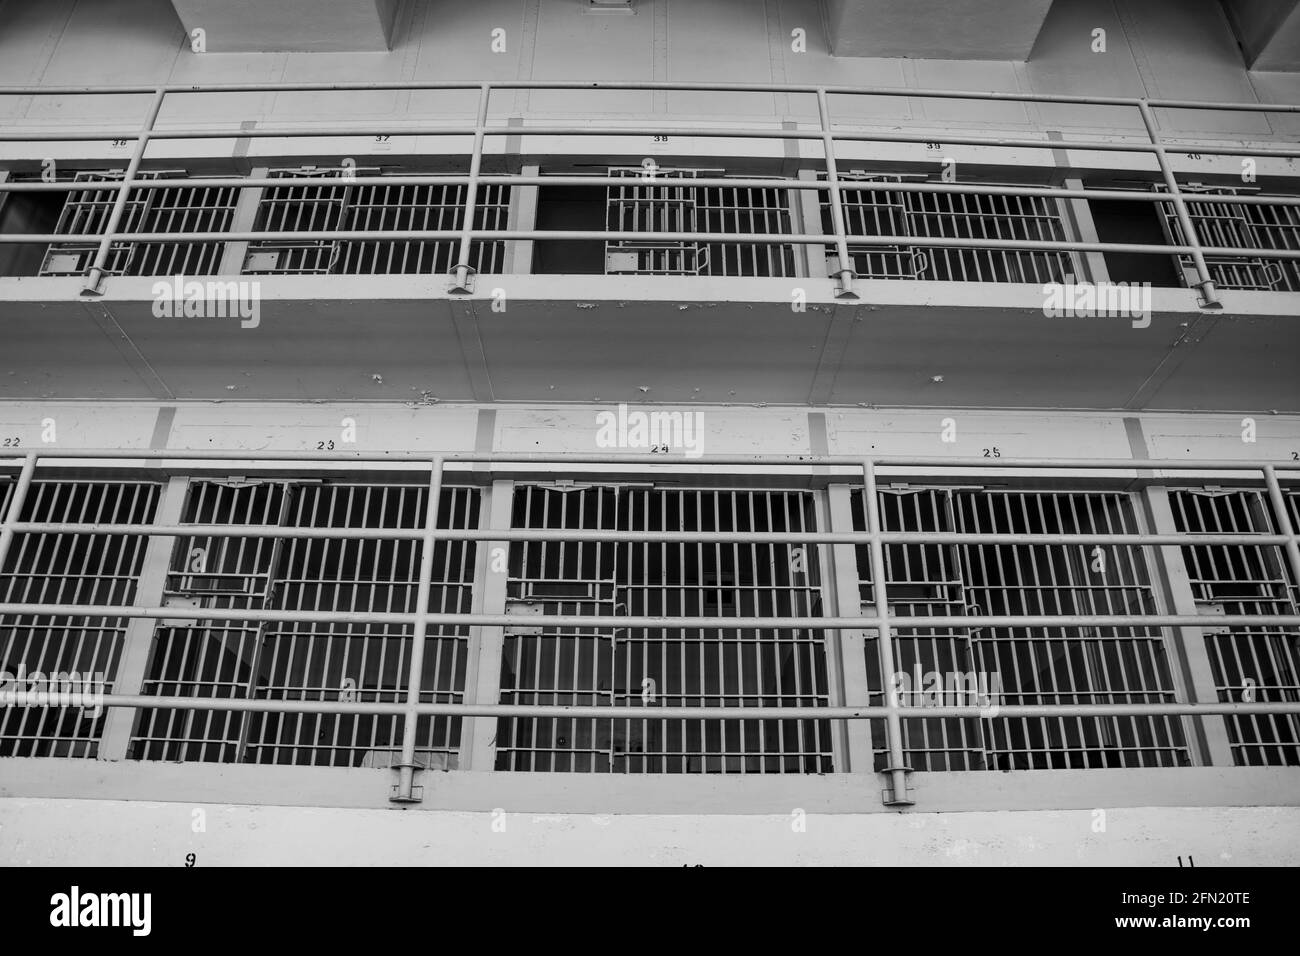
[1137,100,1221,309]
[862,461,910,803]
[1264,466,1300,595]
[0,452,37,572]
[6,448,1300,469]
[816,88,856,298]
[29,692,1298,720]
[1,601,1295,629]
[80,86,167,295]
[15,230,1300,264]
[450,86,490,294]
[3,78,1298,111]
[1,127,1286,159]
[11,177,1300,209]
[8,522,1296,548]
[0,125,1172,155]
[0,229,1237,257]
[393,457,443,801]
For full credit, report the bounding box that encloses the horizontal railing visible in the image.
[0,81,1298,302]
[1,448,1299,803]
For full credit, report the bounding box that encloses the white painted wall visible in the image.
[0,0,1295,137]
[0,402,1296,463]
[1,798,1297,865]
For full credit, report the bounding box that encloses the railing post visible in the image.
[862,460,912,806]
[392,456,444,803]
[81,86,167,296]
[0,452,37,572]
[816,88,858,301]
[1136,100,1222,310]
[449,84,491,294]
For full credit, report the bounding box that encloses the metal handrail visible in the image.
[2,449,1299,802]
[2,80,1298,303]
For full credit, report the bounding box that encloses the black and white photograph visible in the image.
[0,0,1295,917]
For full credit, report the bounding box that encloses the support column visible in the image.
[503,164,539,275]
[1061,177,1110,284]
[1138,486,1236,767]
[461,480,513,770]
[824,484,875,771]
[99,475,189,759]
[797,168,829,282]
[218,165,267,276]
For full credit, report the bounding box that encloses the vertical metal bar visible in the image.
[1136,100,1221,309]
[862,461,911,805]
[81,87,167,295]
[450,84,491,294]
[392,457,443,802]
[816,88,857,300]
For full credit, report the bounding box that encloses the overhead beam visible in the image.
[823,0,1056,60]
[169,0,400,53]
[1223,0,1300,71]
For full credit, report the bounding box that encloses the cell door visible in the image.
[823,172,928,280]
[853,487,1188,771]
[1169,489,1300,766]
[497,484,833,774]
[131,479,479,767]
[853,487,987,772]
[950,489,1187,769]
[605,168,713,275]
[243,167,371,275]
[1154,185,1281,291]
